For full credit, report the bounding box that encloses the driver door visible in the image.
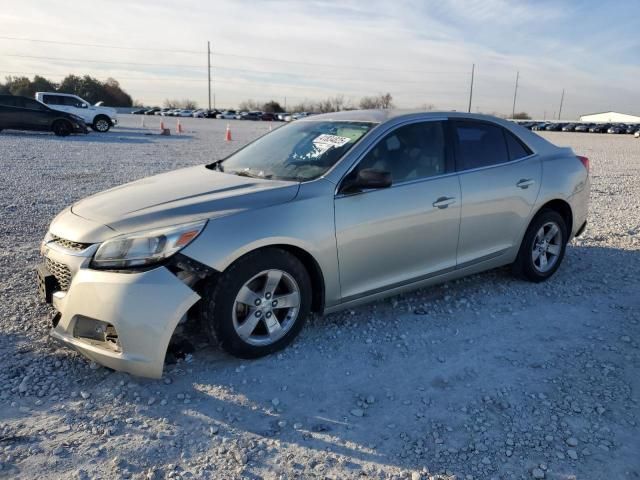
[334,120,461,301]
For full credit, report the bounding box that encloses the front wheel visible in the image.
[52,120,72,137]
[200,248,312,358]
[513,209,568,282]
[92,116,111,132]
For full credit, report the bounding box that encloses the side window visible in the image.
[23,99,46,111]
[357,121,447,184]
[63,96,83,107]
[0,96,17,107]
[454,121,509,171]
[42,95,58,105]
[504,130,532,160]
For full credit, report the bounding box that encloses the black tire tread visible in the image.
[199,248,311,359]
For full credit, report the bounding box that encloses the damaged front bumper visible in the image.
[40,241,200,378]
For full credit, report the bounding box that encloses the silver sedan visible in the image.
[38,110,590,377]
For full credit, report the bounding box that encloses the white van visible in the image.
[35,92,118,132]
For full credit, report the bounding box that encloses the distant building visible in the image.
[579,111,640,123]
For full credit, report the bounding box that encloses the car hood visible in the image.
[70,165,299,238]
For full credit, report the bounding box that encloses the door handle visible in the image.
[432,196,456,209]
[516,179,535,189]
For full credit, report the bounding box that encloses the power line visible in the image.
[0,37,469,75]
[1,54,471,85]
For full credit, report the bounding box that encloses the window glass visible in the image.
[504,130,532,160]
[23,99,47,111]
[454,121,509,170]
[42,95,58,105]
[357,121,446,183]
[62,96,83,107]
[219,121,373,181]
[0,96,18,107]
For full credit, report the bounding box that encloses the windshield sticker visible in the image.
[313,134,351,148]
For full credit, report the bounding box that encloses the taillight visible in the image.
[577,155,589,174]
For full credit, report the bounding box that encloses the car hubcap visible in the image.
[232,269,301,346]
[96,119,109,131]
[531,221,562,273]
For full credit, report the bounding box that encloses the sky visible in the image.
[1,0,639,118]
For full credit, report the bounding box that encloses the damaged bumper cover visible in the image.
[45,255,200,378]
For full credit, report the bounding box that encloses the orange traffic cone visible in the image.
[160,121,165,131]
[269,122,273,131]
[225,123,232,141]
[176,119,183,134]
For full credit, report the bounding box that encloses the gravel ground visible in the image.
[0,116,638,480]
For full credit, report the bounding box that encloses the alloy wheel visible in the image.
[232,269,301,346]
[95,119,110,132]
[531,221,563,273]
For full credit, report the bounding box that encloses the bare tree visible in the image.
[359,93,394,110]
[163,99,198,109]
[238,99,261,111]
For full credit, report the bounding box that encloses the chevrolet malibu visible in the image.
[38,111,590,378]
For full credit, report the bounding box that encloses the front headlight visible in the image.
[91,220,207,269]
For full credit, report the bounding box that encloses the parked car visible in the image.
[35,92,117,132]
[635,130,640,138]
[38,110,590,378]
[545,123,565,131]
[561,123,577,132]
[176,110,194,117]
[131,108,148,115]
[607,124,626,134]
[144,108,161,115]
[0,95,88,136]
[574,124,591,132]
[239,111,260,120]
[261,112,276,121]
[531,123,549,131]
[589,124,611,133]
[276,113,290,121]
[625,124,639,134]
[216,110,237,119]
[155,108,170,116]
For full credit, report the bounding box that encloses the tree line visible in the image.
[0,75,134,107]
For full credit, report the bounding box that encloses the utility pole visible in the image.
[511,71,519,119]
[558,89,565,120]
[467,63,475,113]
[207,41,212,111]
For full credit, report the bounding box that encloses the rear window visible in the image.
[42,94,59,105]
[0,96,18,107]
[454,121,509,171]
[504,130,532,160]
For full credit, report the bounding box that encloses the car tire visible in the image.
[513,209,568,283]
[52,120,72,137]
[92,115,111,132]
[199,248,312,359]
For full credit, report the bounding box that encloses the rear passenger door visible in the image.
[452,120,541,266]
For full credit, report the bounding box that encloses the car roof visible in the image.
[35,91,76,97]
[299,109,527,125]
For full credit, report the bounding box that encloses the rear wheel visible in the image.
[92,116,111,132]
[52,120,72,137]
[513,209,568,282]
[200,248,312,358]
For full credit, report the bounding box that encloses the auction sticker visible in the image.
[313,134,351,148]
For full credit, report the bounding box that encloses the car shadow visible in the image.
[1,243,639,478]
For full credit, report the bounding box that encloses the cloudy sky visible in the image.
[1,0,639,118]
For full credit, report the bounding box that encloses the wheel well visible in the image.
[93,114,110,123]
[270,245,325,314]
[536,199,573,235]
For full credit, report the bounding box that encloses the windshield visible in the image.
[215,120,375,181]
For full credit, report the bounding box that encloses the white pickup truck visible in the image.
[35,92,118,132]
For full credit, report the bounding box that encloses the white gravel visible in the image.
[0,116,639,479]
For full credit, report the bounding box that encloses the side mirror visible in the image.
[340,168,392,194]
[80,103,88,108]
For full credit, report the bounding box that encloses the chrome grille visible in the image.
[50,234,91,252]
[45,258,72,291]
